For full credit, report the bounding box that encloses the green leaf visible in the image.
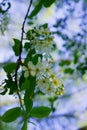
[24,49,36,65]
[30,106,51,118]
[29,0,42,18]
[24,42,31,51]
[3,62,17,74]
[5,74,17,95]
[0,87,8,95]
[21,78,30,90]
[24,99,33,114]
[39,23,48,29]
[32,54,42,65]
[12,39,21,56]
[24,76,36,99]
[77,63,87,75]
[73,51,79,64]
[59,60,71,66]
[64,68,74,74]
[19,72,25,89]
[42,0,56,7]
[1,107,22,122]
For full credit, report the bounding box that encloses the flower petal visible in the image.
[24,71,29,78]
[22,66,27,71]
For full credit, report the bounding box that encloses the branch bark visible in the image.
[14,0,33,112]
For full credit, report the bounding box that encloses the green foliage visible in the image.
[42,0,56,7]
[0,87,7,95]
[59,60,71,66]
[25,99,33,114]
[64,68,74,74]
[1,107,22,122]
[21,78,30,90]
[12,39,21,56]
[0,1,11,34]
[40,23,48,28]
[29,0,56,19]
[24,49,36,65]
[30,106,51,118]
[32,54,42,65]
[0,74,17,95]
[24,76,36,99]
[77,63,87,75]
[29,0,42,18]
[24,42,31,51]
[3,62,17,74]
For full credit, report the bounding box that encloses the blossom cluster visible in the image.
[22,25,65,96]
[22,59,64,96]
[26,26,54,53]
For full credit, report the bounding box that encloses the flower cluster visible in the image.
[22,60,65,96]
[26,25,54,54]
[22,25,65,96]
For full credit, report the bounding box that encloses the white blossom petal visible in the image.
[24,71,29,78]
[22,66,27,71]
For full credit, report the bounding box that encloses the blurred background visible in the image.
[0,0,87,130]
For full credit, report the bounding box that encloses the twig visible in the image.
[19,0,33,60]
[14,0,33,112]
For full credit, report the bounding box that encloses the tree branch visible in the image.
[19,0,33,60]
[14,0,33,111]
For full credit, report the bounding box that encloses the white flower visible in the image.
[24,25,65,96]
[22,60,65,96]
[34,61,43,76]
[22,61,36,77]
[27,61,36,76]
[27,27,54,53]
[22,60,43,78]
[22,66,29,77]
[42,61,52,74]
[52,78,60,87]
[34,27,51,36]
[37,78,48,87]
[37,78,49,92]
[55,84,65,95]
